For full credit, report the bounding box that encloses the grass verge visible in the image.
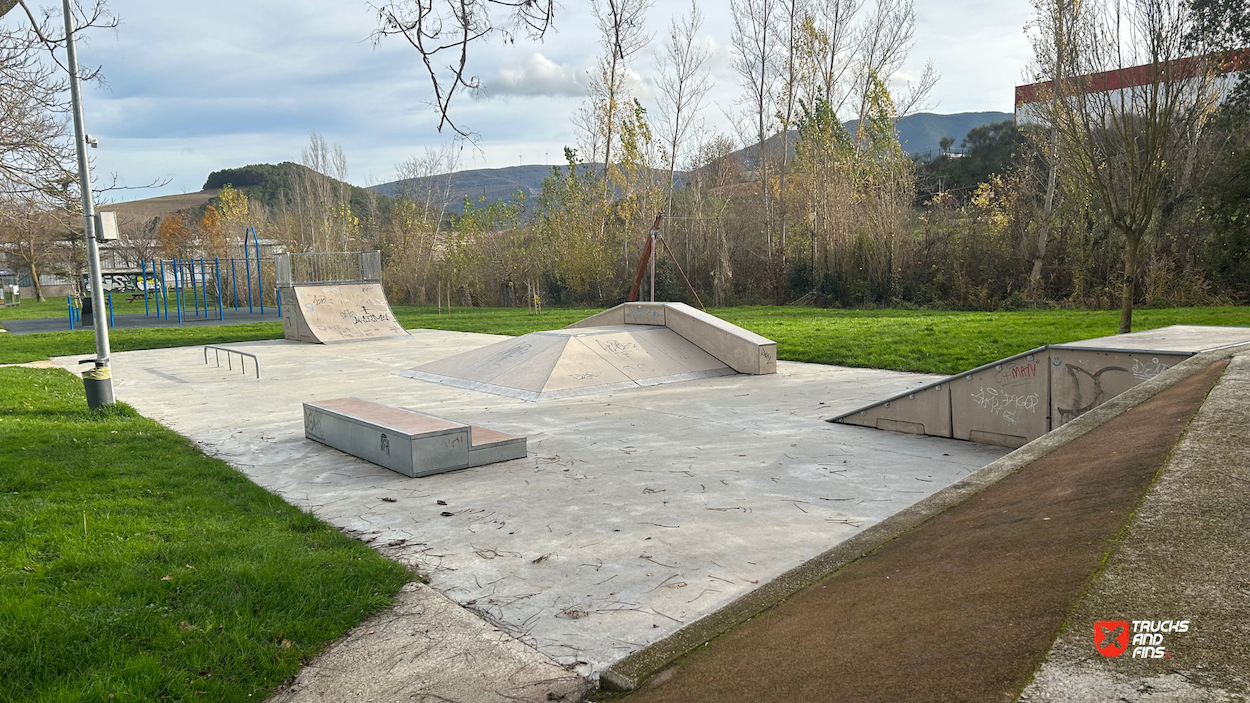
[0,367,411,702]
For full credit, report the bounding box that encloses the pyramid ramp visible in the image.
[833,325,1250,448]
[280,283,408,344]
[398,302,775,401]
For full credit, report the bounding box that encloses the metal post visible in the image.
[199,258,208,316]
[650,228,656,302]
[68,296,74,330]
[174,259,183,323]
[255,236,264,315]
[245,252,254,313]
[141,259,149,316]
[231,258,239,311]
[107,293,113,327]
[215,258,223,320]
[62,0,113,407]
[190,258,199,316]
[159,259,167,320]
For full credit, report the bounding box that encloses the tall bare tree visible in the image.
[655,1,713,207]
[731,0,779,260]
[1029,0,1221,332]
[590,0,653,182]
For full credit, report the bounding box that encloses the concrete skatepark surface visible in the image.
[51,328,1006,686]
[624,360,1230,702]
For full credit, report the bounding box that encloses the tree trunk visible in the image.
[1119,235,1140,334]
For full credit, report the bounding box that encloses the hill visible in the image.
[369,111,1013,212]
[98,190,218,222]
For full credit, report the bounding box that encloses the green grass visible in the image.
[5,296,1250,375]
[0,367,412,702]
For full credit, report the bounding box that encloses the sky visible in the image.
[7,0,1037,201]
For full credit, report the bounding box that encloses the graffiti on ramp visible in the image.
[282,284,408,343]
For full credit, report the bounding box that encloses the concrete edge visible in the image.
[598,342,1250,692]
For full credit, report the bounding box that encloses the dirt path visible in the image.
[625,360,1227,703]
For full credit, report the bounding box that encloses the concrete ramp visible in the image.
[398,302,775,401]
[280,283,408,344]
[834,325,1250,447]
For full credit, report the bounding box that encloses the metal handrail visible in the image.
[203,345,260,379]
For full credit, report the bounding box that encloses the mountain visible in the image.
[888,111,1014,157]
[369,163,603,215]
[369,111,1014,212]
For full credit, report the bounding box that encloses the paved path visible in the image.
[625,360,1228,702]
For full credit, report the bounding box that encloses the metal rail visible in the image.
[203,345,261,379]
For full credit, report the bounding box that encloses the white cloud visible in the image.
[482,53,586,98]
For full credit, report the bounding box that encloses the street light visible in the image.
[61,0,114,408]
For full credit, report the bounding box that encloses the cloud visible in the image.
[481,53,586,98]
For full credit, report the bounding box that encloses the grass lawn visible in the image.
[0,367,411,702]
[5,297,1250,374]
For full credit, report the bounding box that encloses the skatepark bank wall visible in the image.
[274,251,408,344]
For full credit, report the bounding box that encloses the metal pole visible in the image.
[245,252,254,313]
[174,259,183,323]
[68,296,74,330]
[141,259,149,316]
[650,228,656,302]
[62,0,113,407]
[159,259,166,319]
[199,258,208,316]
[231,258,239,311]
[215,258,223,320]
[107,293,113,327]
[190,258,199,316]
[255,236,264,315]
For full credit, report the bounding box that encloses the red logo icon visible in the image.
[1096,620,1129,658]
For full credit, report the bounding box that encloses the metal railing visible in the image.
[274,251,382,287]
[203,345,261,379]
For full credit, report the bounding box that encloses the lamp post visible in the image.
[62,0,114,408]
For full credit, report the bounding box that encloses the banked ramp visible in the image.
[398,302,776,401]
[832,325,1250,447]
[280,283,408,344]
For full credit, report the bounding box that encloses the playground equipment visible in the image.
[832,325,1250,448]
[68,227,280,327]
[399,301,776,401]
[276,250,407,343]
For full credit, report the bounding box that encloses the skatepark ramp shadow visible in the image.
[832,325,1250,447]
[397,302,776,401]
[275,251,408,344]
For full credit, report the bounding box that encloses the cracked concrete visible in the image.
[52,329,1006,690]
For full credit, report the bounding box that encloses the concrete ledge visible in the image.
[598,341,1250,692]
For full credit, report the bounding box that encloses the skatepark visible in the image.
[40,259,1250,701]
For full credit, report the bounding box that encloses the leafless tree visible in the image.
[371,0,555,138]
[655,1,712,205]
[731,0,779,258]
[0,195,76,300]
[590,0,653,181]
[852,0,936,124]
[1029,0,1221,332]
